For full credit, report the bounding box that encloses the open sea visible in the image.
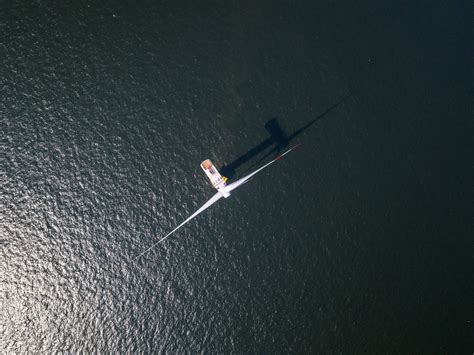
[1,0,472,352]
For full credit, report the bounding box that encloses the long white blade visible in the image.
[225,144,300,193]
[133,192,223,260]
[134,144,300,260]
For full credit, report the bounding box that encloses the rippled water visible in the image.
[1,0,471,352]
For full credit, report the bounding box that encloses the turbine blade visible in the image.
[133,192,223,260]
[225,144,300,193]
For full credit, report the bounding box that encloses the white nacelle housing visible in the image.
[200,159,230,198]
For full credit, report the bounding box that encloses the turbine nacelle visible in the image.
[200,159,231,197]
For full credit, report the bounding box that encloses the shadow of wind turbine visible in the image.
[219,94,351,179]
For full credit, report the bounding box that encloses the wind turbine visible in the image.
[133,144,300,260]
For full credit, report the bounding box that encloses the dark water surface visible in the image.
[1,0,472,352]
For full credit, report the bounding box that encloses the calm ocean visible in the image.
[1,0,471,352]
